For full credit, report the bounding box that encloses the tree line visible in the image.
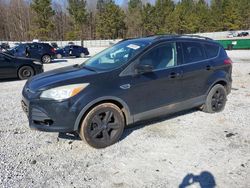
[0,0,249,41]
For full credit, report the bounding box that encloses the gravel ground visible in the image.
[0,50,250,188]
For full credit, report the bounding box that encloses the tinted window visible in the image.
[139,43,177,70]
[29,44,40,49]
[204,44,219,58]
[182,42,205,64]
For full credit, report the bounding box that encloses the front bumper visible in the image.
[35,66,44,74]
[21,96,79,132]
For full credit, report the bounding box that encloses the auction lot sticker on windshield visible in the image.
[127,44,140,50]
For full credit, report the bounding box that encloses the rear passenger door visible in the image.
[179,41,213,101]
[28,44,43,59]
[72,46,79,56]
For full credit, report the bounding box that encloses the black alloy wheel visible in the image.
[18,66,34,80]
[202,84,227,113]
[80,103,125,148]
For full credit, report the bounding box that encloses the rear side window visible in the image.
[181,42,205,64]
[204,44,219,58]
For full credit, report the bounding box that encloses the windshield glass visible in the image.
[82,40,150,70]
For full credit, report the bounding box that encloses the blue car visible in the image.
[55,45,89,59]
[7,43,56,64]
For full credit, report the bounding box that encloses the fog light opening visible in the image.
[33,119,54,126]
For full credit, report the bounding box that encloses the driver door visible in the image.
[120,42,183,121]
[0,54,16,78]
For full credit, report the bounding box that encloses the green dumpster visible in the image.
[216,38,250,50]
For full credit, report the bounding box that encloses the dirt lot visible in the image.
[0,50,250,188]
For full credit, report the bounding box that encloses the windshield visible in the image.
[82,40,150,70]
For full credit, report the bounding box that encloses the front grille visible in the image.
[21,100,29,116]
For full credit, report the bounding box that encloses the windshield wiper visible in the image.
[81,65,97,72]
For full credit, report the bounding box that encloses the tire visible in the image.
[202,84,227,113]
[56,54,62,59]
[41,54,51,64]
[79,103,125,148]
[80,53,85,58]
[18,66,34,80]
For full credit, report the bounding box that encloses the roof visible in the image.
[124,34,215,44]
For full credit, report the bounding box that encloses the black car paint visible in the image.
[0,52,43,79]
[22,37,232,132]
[55,45,89,58]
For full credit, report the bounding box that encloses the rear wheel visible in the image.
[41,55,51,64]
[202,84,227,113]
[80,53,85,58]
[79,103,125,148]
[18,66,34,80]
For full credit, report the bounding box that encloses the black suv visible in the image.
[22,35,232,148]
[7,43,56,63]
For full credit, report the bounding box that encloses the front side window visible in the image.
[83,40,150,70]
[182,42,205,64]
[139,43,177,71]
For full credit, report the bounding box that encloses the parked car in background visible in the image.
[7,42,56,64]
[0,52,43,80]
[51,42,59,49]
[22,35,232,148]
[0,43,10,52]
[55,45,89,59]
[227,31,238,38]
[237,32,249,37]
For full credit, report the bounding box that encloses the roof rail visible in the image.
[150,34,213,41]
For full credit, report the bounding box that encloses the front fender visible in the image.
[73,96,133,131]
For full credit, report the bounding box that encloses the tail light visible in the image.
[51,48,56,53]
[224,58,233,65]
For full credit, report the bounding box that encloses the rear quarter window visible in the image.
[181,42,206,64]
[204,43,219,58]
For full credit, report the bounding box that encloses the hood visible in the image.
[27,65,96,91]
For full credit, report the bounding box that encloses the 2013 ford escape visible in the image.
[22,35,232,148]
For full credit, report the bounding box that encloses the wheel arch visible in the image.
[207,79,230,95]
[206,70,231,95]
[41,54,51,62]
[73,96,133,131]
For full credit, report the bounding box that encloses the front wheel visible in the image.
[56,54,62,59]
[41,55,51,64]
[202,84,227,113]
[79,103,125,148]
[18,66,34,80]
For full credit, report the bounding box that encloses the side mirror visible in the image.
[136,64,153,74]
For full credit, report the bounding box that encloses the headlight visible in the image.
[33,61,42,65]
[40,83,89,100]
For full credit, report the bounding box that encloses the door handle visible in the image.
[206,65,212,70]
[169,72,180,78]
